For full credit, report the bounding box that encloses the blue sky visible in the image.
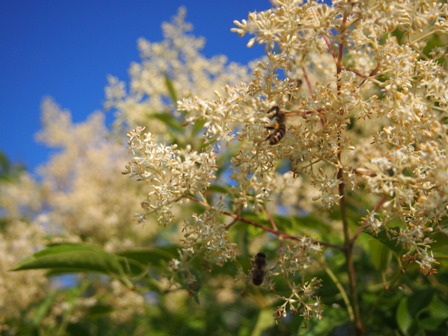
[0,0,272,172]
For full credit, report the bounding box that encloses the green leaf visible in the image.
[408,289,434,317]
[192,119,206,135]
[368,238,392,272]
[164,75,178,105]
[397,297,412,335]
[116,246,178,268]
[151,112,183,132]
[396,290,435,336]
[250,308,275,336]
[32,292,58,327]
[431,230,448,249]
[288,214,334,237]
[207,184,229,194]
[13,243,134,277]
[364,228,404,255]
[427,295,448,320]
[0,151,25,181]
[86,304,115,318]
[419,296,448,331]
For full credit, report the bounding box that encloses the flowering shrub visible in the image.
[124,1,448,333]
[2,1,448,335]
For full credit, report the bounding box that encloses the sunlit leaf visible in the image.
[117,246,178,268]
[13,243,142,277]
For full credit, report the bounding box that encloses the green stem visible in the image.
[323,260,354,321]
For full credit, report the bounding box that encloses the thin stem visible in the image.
[340,63,381,88]
[356,64,381,88]
[339,173,363,335]
[336,3,364,334]
[411,29,442,46]
[322,34,337,61]
[322,259,354,321]
[264,205,284,256]
[301,65,313,94]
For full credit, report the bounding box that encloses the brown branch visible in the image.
[357,64,381,88]
[186,195,343,251]
[336,3,364,335]
[322,34,337,61]
[338,166,362,335]
[264,205,284,256]
[301,65,313,94]
[350,195,388,244]
[342,64,380,81]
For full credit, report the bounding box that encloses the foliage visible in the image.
[1,1,448,335]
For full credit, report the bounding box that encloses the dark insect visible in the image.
[265,106,287,145]
[252,252,267,286]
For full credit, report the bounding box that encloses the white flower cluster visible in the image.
[397,224,436,275]
[268,171,310,214]
[36,98,148,248]
[274,277,323,321]
[363,210,384,235]
[229,0,448,274]
[122,0,447,323]
[0,221,47,330]
[167,249,201,296]
[182,207,238,265]
[124,126,217,225]
[105,7,250,132]
[277,239,322,277]
[258,239,324,321]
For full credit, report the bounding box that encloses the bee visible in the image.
[264,79,304,145]
[265,105,306,145]
[265,106,286,145]
[252,252,267,286]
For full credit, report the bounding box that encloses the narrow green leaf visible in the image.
[396,297,412,336]
[117,246,178,268]
[32,292,58,326]
[151,112,183,132]
[34,243,104,256]
[13,243,127,277]
[164,75,178,105]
